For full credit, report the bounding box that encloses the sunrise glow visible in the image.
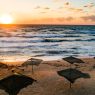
[0,0,95,24]
[0,14,13,24]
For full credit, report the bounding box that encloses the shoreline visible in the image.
[0,56,95,66]
[0,55,94,63]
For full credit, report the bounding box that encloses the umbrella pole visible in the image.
[70,64,72,88]
[32,65,34,74]
[70,82,72,88]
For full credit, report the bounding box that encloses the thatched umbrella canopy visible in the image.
[0,62,8,69]
[57,68,90,88]
[0,74,36,95]
[62,56,85,68]
[22,58,43,73]
[63,56,85,64]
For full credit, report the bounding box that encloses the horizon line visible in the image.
[0,24,95,26]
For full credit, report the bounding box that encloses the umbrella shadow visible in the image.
[57,68,90,88]
[0,74,37,95]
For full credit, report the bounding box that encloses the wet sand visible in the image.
[0,58,95,95]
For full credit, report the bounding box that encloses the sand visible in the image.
[0,57,95,95]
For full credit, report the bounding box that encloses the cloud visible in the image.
[44,7,50,10]
[81,15,95,21]
[69,8,83,12]
[57,17,74,21]
[40,12,47,14]
[66,17,73,21]
[35,6,41,9]
[35,6,50,10]
[84,3,95,8]
[58,6,63,9]
[65,2,70,5]
[53,0,62,2]
[36,17,74,22]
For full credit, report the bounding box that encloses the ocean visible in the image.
[0,25,95,61]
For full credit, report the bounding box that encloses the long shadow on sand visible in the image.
[0,74,37,95]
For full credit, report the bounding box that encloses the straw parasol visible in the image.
[0,62,8,69]
[22,58,43,73]
[57,68,90,88]
[63,56,85,64]
[62,56,85,68]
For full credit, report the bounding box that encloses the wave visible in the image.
[0,25,95,58]
[43,38,95,42]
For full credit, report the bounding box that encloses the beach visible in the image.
[0,0,95,94]
[0,57,95,95]
[0,25,95,95]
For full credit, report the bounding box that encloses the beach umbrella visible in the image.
[0,62,8,69]
[0,62,24,73]
[0,74,36,95]
[63,56,84,64]
[0,62,18,73]
[62,56,85,68]
[22,58,43,73]
[57,68,90,88]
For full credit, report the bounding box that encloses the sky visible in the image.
[0,0,95,24]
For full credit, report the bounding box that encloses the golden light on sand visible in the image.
[0,14,13,24]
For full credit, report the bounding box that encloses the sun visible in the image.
[0,14,13,24]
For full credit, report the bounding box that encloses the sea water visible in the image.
[0,25,95,61]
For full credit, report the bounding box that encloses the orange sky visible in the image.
[0,0,95,24]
